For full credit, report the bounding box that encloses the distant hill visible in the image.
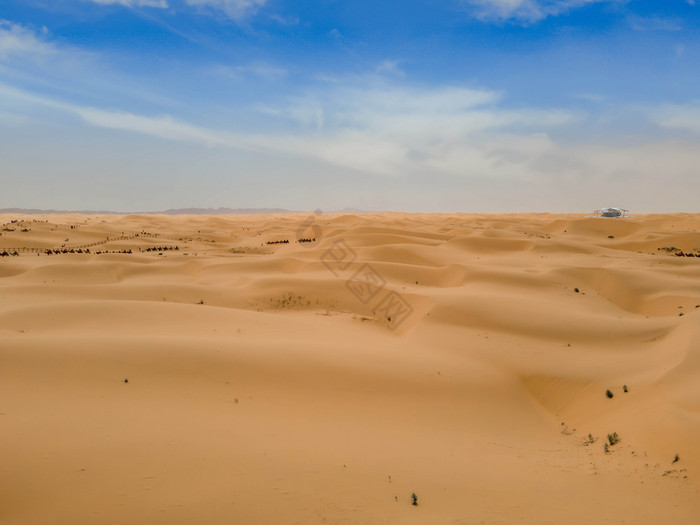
[0,207,372,215]
[159,207,293,215]
[0,207,294,215]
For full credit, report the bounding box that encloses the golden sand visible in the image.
[1,212,699,523]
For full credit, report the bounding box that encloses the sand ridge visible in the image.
[1,212,700,523]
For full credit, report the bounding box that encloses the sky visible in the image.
[0,0,699,213]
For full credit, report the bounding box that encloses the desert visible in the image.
[1,211,699,524]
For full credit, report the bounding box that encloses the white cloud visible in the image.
[270,14,300,26]
[241,83,577,177]
[460,0,615,23]
[0,79,577,178]
[0,20,55,59]
[85,0,168,6]
[652,103,700,134]
[4,80,700,211]
[82,0,272,18]
[376,60,404,76]
[75,107,232,145]
[185,0,268,19]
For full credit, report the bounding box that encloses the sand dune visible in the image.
[1,212,700,523]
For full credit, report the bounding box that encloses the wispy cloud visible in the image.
[82,0,269,20]
[185,0,268,20]
[84,0,168,7]
[0,82,245,146]
[375,60,404,76]
[0,20,55,59]
[3,77,700,211]
[459,0,616,23]
[0,79,577,178]
[270,13,300,26]
[652,103,700,134]
[0,22,177,110]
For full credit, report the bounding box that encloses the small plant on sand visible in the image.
[673,454,680,463]
[608,432,620,446]
[198,299,204,304]
[604,443,610,454]
[583,433,597,446]
[623,385,628,393]
[411,493,418,506]
[605,389,614,399]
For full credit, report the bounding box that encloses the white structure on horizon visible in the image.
[595,207,629,218]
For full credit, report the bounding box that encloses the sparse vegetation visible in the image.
[605,389,614,399]
[673,454,680,463]
[623,385,628,393]
[270,292,311,309]
[411,493,418,506]
[574,288,580,293]
[583,433,597,446]
[607,432,620,446]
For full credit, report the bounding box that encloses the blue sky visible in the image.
[1,0,699,212]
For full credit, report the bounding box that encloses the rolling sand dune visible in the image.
[1,212,700,524]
